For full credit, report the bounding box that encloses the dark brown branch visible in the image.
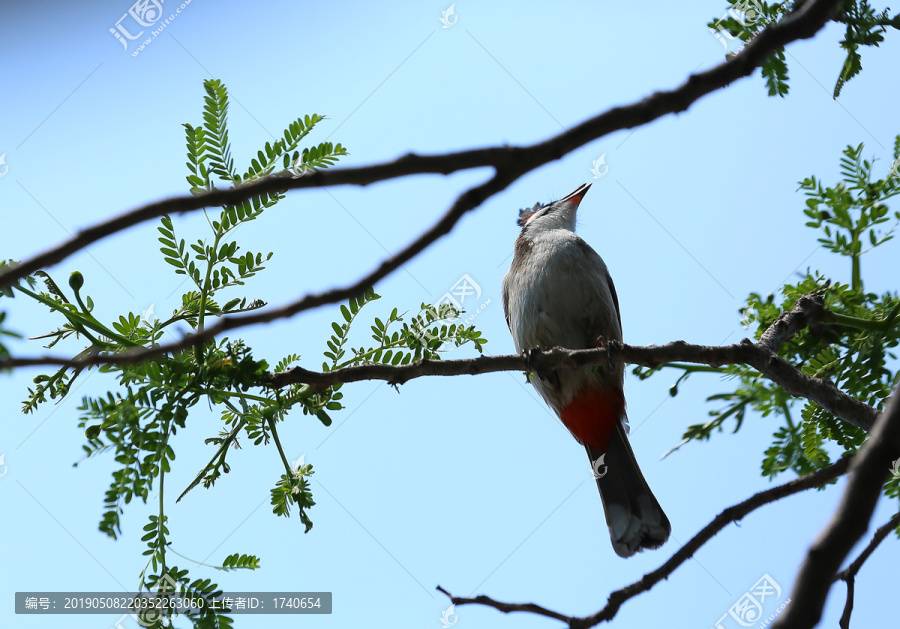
[0,0,840,311]
[772,380,900,629]
[838,577,853,629]
[1,292,879,431]
[834,510,900,582]
[0,172,513,365]
[435,586,572,624]
[264,289,875,432]
[263,340,877,432]
[2,341,878,431]
[0,158,509,289]
[833,511,900,629]
[438,454,853,629]
[617,339,877,431]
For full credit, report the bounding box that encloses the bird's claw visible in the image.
[595,336,618,375]
[524,346,544,382]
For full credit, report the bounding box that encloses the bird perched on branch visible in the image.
[502,183,670,557]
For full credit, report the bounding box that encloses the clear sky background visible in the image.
[1,1,899,628]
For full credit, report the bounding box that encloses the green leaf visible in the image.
[762,50,789,97]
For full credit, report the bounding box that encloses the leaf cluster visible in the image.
[324,293,487,373]
[639,137,900,489]
[12,77,488,628]
[11,79,350,629]
[707,0,792,95]
[833,0,900,97]
[706,1,900,97]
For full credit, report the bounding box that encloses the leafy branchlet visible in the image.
[707,1,900,98]
[11,78,487,629]
[639,137,900,491]
[12,78,350,628]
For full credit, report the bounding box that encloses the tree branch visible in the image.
[2,292,879,431]
[0,171,513,364]
[263,291,877,432]
[833,510,900,629]
[262,343,876,432]
[772,380,900,629]
[438,454,853,628]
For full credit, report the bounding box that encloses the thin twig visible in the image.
[435,585,572,624]
[838,577,854,629]
[832,510,900,629]
[834,510,900,582]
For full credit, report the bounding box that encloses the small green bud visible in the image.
[69,271,84,291]
[669,384,678,397]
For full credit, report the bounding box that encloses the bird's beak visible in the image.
[560,182,591,206]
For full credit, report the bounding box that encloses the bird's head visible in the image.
[516,183,591,234]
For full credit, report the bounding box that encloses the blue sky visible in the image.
[1,1,899,628]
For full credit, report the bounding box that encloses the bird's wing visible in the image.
[501,276,512,331]
[605,271,622,333]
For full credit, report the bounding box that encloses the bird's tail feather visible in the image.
[588,421,670,558]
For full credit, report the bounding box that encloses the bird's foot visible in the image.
[596,336,619,375]
[524,346,543,382]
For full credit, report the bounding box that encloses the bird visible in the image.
[501,182,670,557]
